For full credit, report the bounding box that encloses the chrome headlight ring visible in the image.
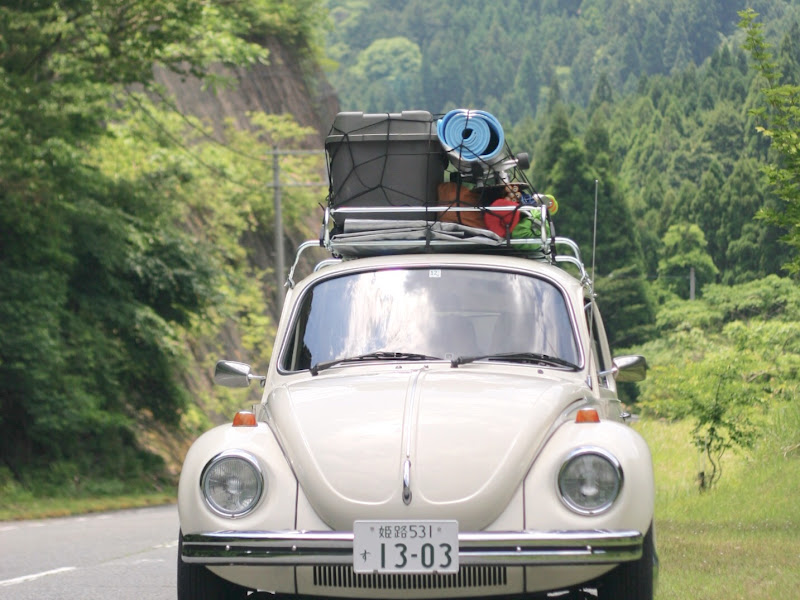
[200,449,265,518]
[557,447,623,516]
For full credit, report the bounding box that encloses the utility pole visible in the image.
[269,148,328,303]
[272,146,285,300]
[689,266,696,300]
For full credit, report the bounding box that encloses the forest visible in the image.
[1,0,799,500]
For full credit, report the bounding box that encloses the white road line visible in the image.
[130,558,165,565]
[0,566,77,587]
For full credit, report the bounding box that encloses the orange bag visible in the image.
[436,182,485,229]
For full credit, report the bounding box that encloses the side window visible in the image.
[585,301,613,388]
[281,290,315,371]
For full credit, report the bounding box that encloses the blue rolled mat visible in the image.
[437,109,505,164]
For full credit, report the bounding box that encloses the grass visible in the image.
[635,413,800,600]
[0,489,176,521]
[0,466,176,521]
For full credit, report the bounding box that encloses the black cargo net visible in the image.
[324,110,555,257]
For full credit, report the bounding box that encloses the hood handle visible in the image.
[402,459,413,505]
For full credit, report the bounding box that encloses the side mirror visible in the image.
[214,360,266,388]
[613,355,647,383]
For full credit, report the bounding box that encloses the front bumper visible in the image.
[181,529,643,567]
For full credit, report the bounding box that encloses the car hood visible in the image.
[268,366,586,531]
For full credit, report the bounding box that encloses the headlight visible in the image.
[201,450,264,517]
[557,447,622,515]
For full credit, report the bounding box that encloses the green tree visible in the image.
[536,109,595,246]
[701,101,746,171]
[664,12,691,74]
[510,48,542,120]
[777,20,800,84]
[346,36,423,112]
[690,158,726,265]
[643,346,762,489]
[585,114,656,346]
[657,224,719,298]
[588,72,614,117]
[739,9,800,274]
[640,12,666,74]
[537,108,655,347]
[717,157,785,282]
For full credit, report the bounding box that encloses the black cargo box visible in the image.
[325,111,446,225]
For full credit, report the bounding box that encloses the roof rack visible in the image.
[323,204,551,254]
[283,110,591,290]
[284,204,591,290]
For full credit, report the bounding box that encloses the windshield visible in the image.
[280,267,581,372]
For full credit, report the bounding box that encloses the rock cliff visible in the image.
[155,38,338,145]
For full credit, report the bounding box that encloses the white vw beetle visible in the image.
[178,247,656,600]
[178,109,656,599]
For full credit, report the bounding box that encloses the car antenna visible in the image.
[587,179,599,344]
[591,179,598,288]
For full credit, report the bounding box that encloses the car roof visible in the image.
[296,252,586,296]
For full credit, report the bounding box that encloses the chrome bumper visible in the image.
[182,530,643,566]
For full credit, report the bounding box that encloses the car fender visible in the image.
[178,421,298,534]
[524,420,654,534]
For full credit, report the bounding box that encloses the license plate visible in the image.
[353,520,459,573]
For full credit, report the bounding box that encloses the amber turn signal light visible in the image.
[575,408,600,423]
[233,411,257,427]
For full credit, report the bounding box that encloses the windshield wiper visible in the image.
[451,352,579,370]
[310,351,442,376]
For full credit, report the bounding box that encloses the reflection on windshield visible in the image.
[280,267,580,372]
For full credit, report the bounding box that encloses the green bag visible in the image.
[511,212,549,251]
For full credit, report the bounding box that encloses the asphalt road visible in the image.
[0,504,178,600]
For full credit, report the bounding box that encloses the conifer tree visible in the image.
[739,9,800,274]
[539,106,655,346]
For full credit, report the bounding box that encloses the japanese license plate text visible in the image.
[353,520,459,573]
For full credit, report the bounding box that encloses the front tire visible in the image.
[597,524,656,600]
[178,531,249,600]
